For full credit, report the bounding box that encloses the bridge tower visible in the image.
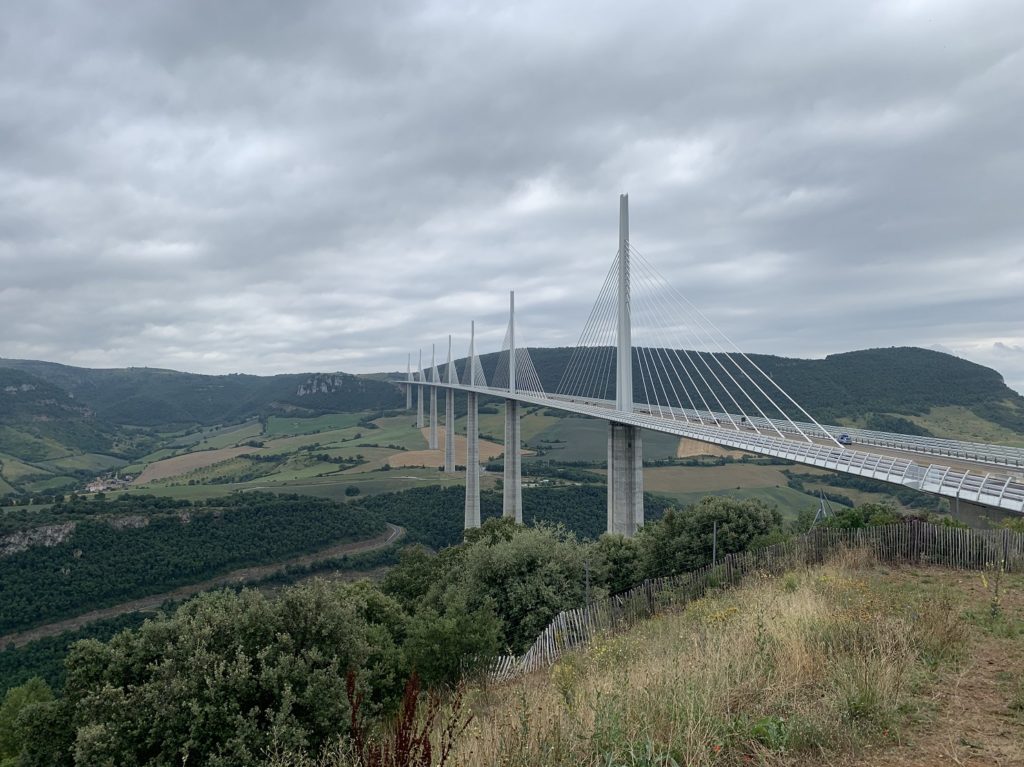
[405,353,413,410]
[415,349,424,428]
[503,290,523,523]
[464,321,481,528]
[444,335,456,472]
[608,193,644,536]
[429,344,439,450]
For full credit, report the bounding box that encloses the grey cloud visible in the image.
[1,0,1023,396]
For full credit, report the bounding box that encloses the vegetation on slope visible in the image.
[0,493,384,635]
[0,360,403,427]
[1,497,788,765]
[425,557,989,767]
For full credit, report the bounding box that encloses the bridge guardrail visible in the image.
[422,382,1024,513]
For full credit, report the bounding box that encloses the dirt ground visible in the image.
[675,437,751,459]
[816,569,1024,767]
[133,445,260,484]
[385,428,505,468]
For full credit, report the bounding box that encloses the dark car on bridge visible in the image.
[838,433,853,446]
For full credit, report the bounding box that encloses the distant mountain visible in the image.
[0,360,403,492]
[0,367,118,460]
[0,360,403,429]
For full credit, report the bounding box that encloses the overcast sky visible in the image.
[1,1,1022,393]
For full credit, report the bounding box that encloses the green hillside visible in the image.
[0,360,403,426]
[0,361,404,495]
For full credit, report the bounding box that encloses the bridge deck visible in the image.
[413,381,1024,514]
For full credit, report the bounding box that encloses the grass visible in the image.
[265,413,366,437]
[524,418,680,463]
[22,475,78,493]
[38,453,128,473]
[0,452,53,483]
[192,420,264,449]
[276,556,1008,767]
[654,486,817,520]
[903,406,1024,445]
[449,558,976,766]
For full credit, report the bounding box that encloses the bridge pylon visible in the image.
[608,193,644,536]
[465,321,481,528]
[503,290,523,523]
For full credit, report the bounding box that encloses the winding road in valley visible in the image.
[1,523,404,650]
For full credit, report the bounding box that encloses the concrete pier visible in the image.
[607,422,644,536]
[465,390,480,528]
[607,193,644,536]
[444,336,455,472]
[405,353,412,410]
[429,345,438,450]
[429,387,438,449]
[503,398,522,523]
[415,350,424,428]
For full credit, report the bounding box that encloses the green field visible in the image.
[649,486,817,520]
[0,453,52,483]
[189,421,264,449]
[22,475,79,493]
[264,413,365,437]
[38,453,128,473]
[0,427,69,462]
[524,418,680,463]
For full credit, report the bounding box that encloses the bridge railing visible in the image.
[491,520,1024,680]
[423,381,1024,513]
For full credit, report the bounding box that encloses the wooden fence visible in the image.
[490,520,1024,680]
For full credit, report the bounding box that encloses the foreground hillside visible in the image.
[276,557,1024,767]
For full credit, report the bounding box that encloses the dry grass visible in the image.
[132,445,261,484]
[269,558,1024,767]
[452,564,957,766]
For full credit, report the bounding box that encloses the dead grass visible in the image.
[267,561,1024,767]
[385,429,504,469]
[133,445,261,484]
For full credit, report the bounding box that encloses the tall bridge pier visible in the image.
[415,349,424,428]
[503,290,523,523]
[405,353,413,410]
[464,322,481,528]
[607,194,644,536]
[429,345,439,450]
[444,336,456,473]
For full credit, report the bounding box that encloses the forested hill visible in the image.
[0,367,119,457]
[0,359,402,428]
[459,346,1024,434]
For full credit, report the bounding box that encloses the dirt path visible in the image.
[826,571,1024,767]
[0,524,404,649]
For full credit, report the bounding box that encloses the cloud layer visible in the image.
[1,0,1022,392]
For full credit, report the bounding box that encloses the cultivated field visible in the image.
[133,445,262,484]
[386,428,504,468]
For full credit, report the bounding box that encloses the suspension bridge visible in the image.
[398,195,1024,535]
